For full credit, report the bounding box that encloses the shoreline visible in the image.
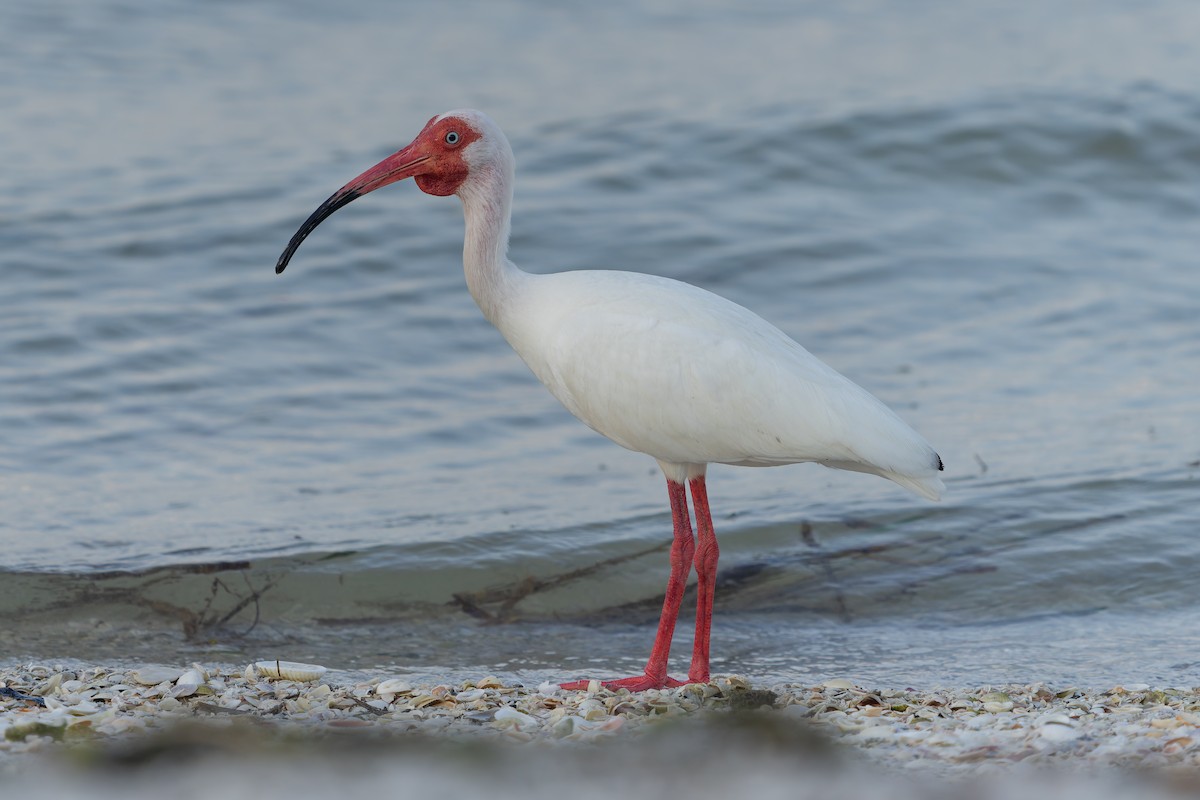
[4,662,1200,778]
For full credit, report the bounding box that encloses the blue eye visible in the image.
[445,131,460,145]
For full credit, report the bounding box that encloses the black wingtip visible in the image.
[937,454,944,471]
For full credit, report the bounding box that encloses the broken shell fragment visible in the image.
[493,706,539,731]
[130,667,183,686]
[411,694,441,709]
[177,668,206,687]
[253,661,328,682]
[375,679,413,697]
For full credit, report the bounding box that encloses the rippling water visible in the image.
[2,0,1198,687]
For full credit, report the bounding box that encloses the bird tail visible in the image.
[884,470,944,502]
[820,450,945,501]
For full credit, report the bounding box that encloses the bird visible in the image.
[275,109,944,691]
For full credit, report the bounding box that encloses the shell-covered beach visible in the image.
[5,663,1200,798]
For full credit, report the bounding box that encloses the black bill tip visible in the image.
[275,188,362,275]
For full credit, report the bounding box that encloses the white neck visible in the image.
[457,156,524,327]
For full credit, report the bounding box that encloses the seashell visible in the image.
[552,715,578,738]
[177,669,206,687]
[1038,722,1081,742]
[156,697,183,712]
[647,696,677,714]
[455,689,486,703]
[66,701,100,715]
[1150,717,1183,730]
[376,679,413,696]
[576,698,604,715]
[257,700,284,714]
[253,660,327,682]
[561,715,625,739]
[584,705,611,721]
[36,674,64,696]
[131,667,183,686]
[477,676,504,689]
[266,682,291,697]
[1164,736,1193,755]
[410,694,441,709]
[493,706,539,731]
[980,691,1014,713]
[244,664,257,681]
[100,717,144,735]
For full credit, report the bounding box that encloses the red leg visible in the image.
[687,475,718,684]
[560,478,694,691]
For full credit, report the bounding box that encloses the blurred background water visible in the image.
[1,0,1198,688]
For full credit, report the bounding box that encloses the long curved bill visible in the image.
[275,147,430,274]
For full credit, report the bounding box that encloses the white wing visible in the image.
[499,269,943,499]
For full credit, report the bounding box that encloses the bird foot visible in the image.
[559,674,689,692]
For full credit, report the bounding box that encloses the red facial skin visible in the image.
[276,115,481,274]
[351,114,482,199]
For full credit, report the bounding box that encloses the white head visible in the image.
[276,109,513,274]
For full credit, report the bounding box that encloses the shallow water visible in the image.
[2,0,1198,687]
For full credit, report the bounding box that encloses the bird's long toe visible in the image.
[559,674,689,692]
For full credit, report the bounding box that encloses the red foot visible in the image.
[559,674,688,692]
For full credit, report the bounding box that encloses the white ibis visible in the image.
[276,110,944,691]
